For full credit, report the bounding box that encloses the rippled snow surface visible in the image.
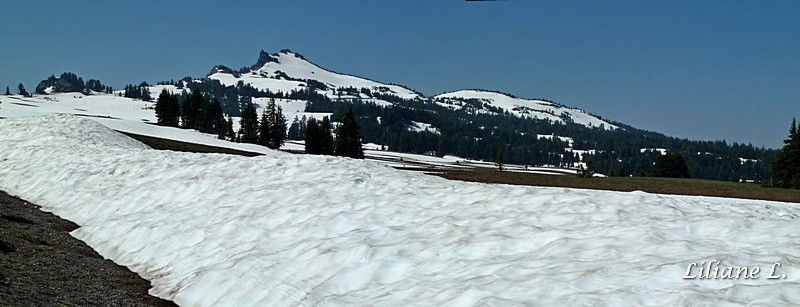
[1,115,798,306]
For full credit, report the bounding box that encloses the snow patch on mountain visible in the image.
[407,120,440,134]
[641,148,668,155]
[435,90,617,130]
[537,134,574,147]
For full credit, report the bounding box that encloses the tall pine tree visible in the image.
[319,116,334,155]
[258,106,272,147]
[182,89,203,128]
[334,108,364,159]
[305,118,321,154]
[225,115,236,141]
[154,89,180,127]
[238,103,259,144]
[288,116,303,140]
[270,104,287,149]
[771,117,800,188]
[18,83,29,97]
[257,98,287,149]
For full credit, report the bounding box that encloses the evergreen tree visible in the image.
[196,97,223,134]
[166,93,181,127]
[495,148,505,171]
[305,118,322,154]
[653,153,691,178]
[141,87,152,102]
[616,165,627,177]
[319,116,334,155]
[771,117,800,188]
[258,107,271,147]
[334,108,364,159]
[182,89,203,128]
[86,79,105,92]
[122,82,151,101]
[578,158,595,178]
[155,89,171,125]
[154,89,180,127]
[256,98,288,149]
[494,147,506,172]
[196,97,213,133]
[18,83,29,97]
[238,103,259,144]
[216,113,227,140]
[5,86,10,95]
[210,98,224,136]
[288,116,303,140]
[270,104,287,149]
[225,115,236,141]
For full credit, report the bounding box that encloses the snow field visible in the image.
[435,90,617,130]
[1,115,799,306]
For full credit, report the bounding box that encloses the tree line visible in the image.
[144,76,779,175]
[34,72,114,95]
[293,85,783,182]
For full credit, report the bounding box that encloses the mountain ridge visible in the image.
[208,49,615,130]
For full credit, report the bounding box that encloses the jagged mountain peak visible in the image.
[208,49,421,100]
[250,49,280,71]
[248,49,309,71]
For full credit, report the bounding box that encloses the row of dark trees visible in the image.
[303,109,364,158]
[153,83,362,157]
[258,99,288,149]
[305,116,334,155]
[34,73,113,95]
[165,77,365,157]
[11,73,113,97]
[150,76,770,171]
[123,83,152,101]
[770,118,800,188]
[7,84,30,97]
[155,89,231,139]
[653,153,691,178]
[229,98,287,149]
[302,95,775,181]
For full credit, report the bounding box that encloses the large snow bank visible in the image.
[0,115,798,306]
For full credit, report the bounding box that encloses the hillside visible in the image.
[434,90,617,130]
[3,49,778,181]
[206,50,614,130]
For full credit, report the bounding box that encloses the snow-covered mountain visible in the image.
[208,49,421,105]
[435,90,617,130]
[208,50,615,130]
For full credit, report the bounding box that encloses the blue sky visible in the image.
[1,1,798,148]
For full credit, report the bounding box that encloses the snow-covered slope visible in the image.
[435,90,617,130]
[210,51,616,131]
[0,92,288,156]
[1,115,798,306]
[208,50,420,100]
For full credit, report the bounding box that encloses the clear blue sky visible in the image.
[1,1,798,148]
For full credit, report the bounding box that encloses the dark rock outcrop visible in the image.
[249,49,280,71]
[207,65,240,78]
